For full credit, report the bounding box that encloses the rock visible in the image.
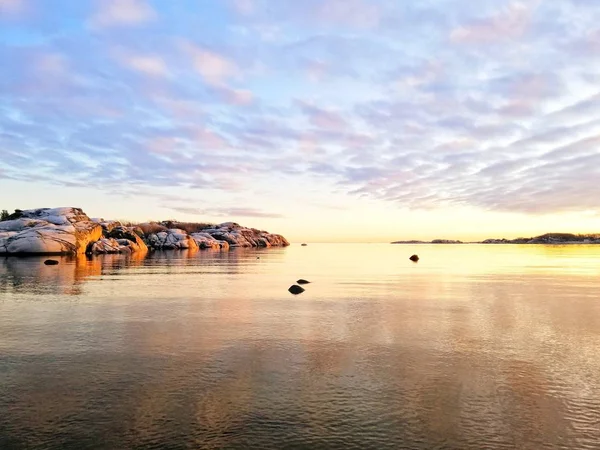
[288,285,305,295]
[0,208,290,255]
[200,226,289,248]
[88,238,121,254]
[44,259,59,265]
[297,279,310,284]
[301,243,307,246]
[409,254,419,262]
[107,226,148,252]
[147,229,199,250]
[0,207,103,255]
[91,218,122,233]
[190,232,229,250]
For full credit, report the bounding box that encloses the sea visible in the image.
[1,243,599,449]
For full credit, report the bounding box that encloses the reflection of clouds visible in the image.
[1,245,600,447]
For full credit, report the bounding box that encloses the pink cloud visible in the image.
[315,0,381,28]
[147,137,181,155]
[180,42,239,86]
[122,54,168,77]
[0,0,27,17]
[397,60,444,89]
[35,52,68,75]
[230,0,254,15]
[306,60,329,82]
[15,52,70,94]
[499,74,557,117]
[90,0,156,28]
[343,133,376,150]
[297,133,319,154]
[450,2,537,44]
[153,97,204,119]
[215,87,254,105]
[194,128,231,150]
[303,105,349,132]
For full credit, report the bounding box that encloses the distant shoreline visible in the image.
[391,233,600,245]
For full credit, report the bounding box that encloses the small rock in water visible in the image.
[296,279,310,285]
[44,259,59,265]
[409,254,419,262]
[288,285,305,295]
[301,243,308,246]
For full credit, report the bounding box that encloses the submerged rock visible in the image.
[409,254,419,262]
[44,259,59,265]
[296,279,310,285]
[288,285,305,295]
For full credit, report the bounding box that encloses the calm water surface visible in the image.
[1,244,600,449]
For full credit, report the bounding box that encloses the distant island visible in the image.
[392,233,600,245]
[392,239,464,244]
[0,207,289,256]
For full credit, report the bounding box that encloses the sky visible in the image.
[1,0,599,242]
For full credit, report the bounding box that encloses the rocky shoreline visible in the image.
[392,233,600,245]
[0,207,289,256]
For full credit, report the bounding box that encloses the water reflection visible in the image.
[0,248,278,297]
[1,244,600,448]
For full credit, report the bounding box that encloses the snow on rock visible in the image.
[0,207,102,255]
[84,222,148,254]
[201,223,289,248]
[147,229,199,250]
[91,218,122,233]
[190,232,230,250]
[104,226,148,253]
[89,238,122,254]
[0,208,289,255]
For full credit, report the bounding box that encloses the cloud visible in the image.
[227,0,382,29]
[0,0,26,17]
[230,0,254,16]
[180,42,239,86]
[213,86,254,105]
[1,0,600,219]
[123,54,168,76]
[299,101,350,132]
[450,2,536,44]
[167,206,284,219]
[90,0,156,28]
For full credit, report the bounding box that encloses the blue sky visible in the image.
[1,0,599,242]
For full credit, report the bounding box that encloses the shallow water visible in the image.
[1,244,600,449]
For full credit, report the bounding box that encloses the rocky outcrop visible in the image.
[190,232,230,250]
[146,222,288,250]
[87,236,147,254]
[200,222,289,248]
[0,207,102,255]
[147,229,199,250]
[87,220,148,254]
[0,208,289,255]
